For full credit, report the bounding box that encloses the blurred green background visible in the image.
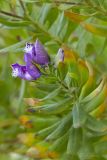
[1,0,107,159]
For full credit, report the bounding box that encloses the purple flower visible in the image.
[24,39,50,65]
[11,39,50,81]
[54,48,64,67]
[11,63,41,81]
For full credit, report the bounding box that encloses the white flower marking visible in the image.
[12,68,19,77]
[24,43,33,52]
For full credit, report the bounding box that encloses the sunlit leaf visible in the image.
[65,11,89,23]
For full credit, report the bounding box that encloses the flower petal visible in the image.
[11,63,21,77]
[54,48,64,67]
[33,39,50,65]
[24,53,41,79]
[11,63,40,81]
[24,52,32,64]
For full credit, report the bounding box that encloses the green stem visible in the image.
[58,79,68,90]
[35,0,83,6]
[18,80,26,114]
[54,1,83,5]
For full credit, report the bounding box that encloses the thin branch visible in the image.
[0,10,23,19]
[19,0,26,15]
[54,1,83,5]
[34,0,83,5]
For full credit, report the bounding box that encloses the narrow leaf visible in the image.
[82,23,107,37]
[65,11,88,23]
[0,36,33,54]
[67,127,83,155]
[41,87,61,101]
[0,17,30,27]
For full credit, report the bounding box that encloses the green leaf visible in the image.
[78,138,95,160]
[94,141,107,154]
[35,121,60,139]
[57,62,68,80]
[41,87,61,101]
[86,115,107,132]
[65,11,89,23]
[49,131,69,153]
[49,11,68,40]
[0,36,33,54]
[76,26,93,57]
[82,23,107,37]
[37,4,52,24]
[28,98,71,115]
[0,16,30,27]
[67,127,83,155]
[46,113,72,141]
[49,12,64,35]
[72,104,87,128]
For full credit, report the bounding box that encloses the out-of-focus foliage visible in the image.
[1,0,107,160]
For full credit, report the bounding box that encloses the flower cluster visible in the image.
[11,39,64,81]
